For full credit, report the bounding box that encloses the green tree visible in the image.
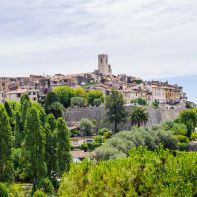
[179,109,197,138]
[20,94,30,106]
[74,87,86,98]
[14,111,23,148]
[80,119,95,136]
[21,107,47,185]
[130,107,149,127]
[53,86,76,107]
[4,101,12,117]
[0,105,14,182]
[48,102,65,119]
[93,98,102,107]
[44,91,59,113]
[87,90,104,106]
[131,98,147,106]
[21,99,31,128]
[71,97,87,108]
[45,116,57,177]
[105,89,127,133]
[56,118,71,176]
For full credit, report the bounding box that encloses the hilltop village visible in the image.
[0,54,187,109]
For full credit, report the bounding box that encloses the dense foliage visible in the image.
[59,147,197,197]
[95,126,178,160]
[0,95,71,191]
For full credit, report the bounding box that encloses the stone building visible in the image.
[97,54,112,76]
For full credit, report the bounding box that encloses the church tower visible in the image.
[98,54,112,76]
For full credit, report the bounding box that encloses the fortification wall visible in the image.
[64,106,181,130]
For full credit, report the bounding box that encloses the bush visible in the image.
[98,128,113,139]
[93,98,102,107]
[131,98,147,106]
[152,101,159,108]
[171,123,187,136]
[33,190,47,197]
[80,119,94,136]
[70,130,81,137]
[178,142,189,151]
[0,183,8,197]
[36,177,54,194]
[95,127,178,160]
[162,121,174,131]
[191,132,197,141]
[175,135,190,143]
[71,97,87,108]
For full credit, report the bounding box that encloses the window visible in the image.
[100,58,102,64]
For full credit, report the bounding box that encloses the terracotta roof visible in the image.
[71,150,94,159]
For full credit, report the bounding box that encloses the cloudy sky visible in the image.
[0,0,197,101]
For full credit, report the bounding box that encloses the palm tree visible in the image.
[130,107,149,127]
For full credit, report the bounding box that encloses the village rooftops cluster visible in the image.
[0,54,187,109]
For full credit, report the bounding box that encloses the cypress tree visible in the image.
[21,107,47,184]
[0,105,14,182]
[56,118,71,176]
[45,114,57,176]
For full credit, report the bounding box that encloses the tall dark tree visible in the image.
[45,114,57,176]
[21,107,47,185]
[21,99,31,127]
[20,94,30,106]
[56,118,71,176]
[14,111,23,148]
[4,101,12,117]
[44,91,59,113]
[0,105,14,182]
[105,89,127,133]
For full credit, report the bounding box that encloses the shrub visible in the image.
[191,132,197,141]
[95,127,178,160]
[71,97,87,108]
[33,190,47,197]
[80,119,94,136]
[151,101,159,108]
[70,130,81,137]
[171,123,187,136]
[98,128,113,139]
[162,121,174,130]
[36,177,54,194]
[131,98,147,106]
[0,183,8,197]
[178,142,189,151]
[93,98,102,107]
[59,147,197,197]
[175,135,190,143]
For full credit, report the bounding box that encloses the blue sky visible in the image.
[0,0,197,102]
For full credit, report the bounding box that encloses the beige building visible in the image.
[4,89,39,102]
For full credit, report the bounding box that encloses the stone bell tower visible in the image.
[98,54,112,76]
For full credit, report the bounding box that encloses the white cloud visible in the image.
[0,0,197,79]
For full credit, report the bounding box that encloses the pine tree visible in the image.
[105,89,127,133]
[0,105,14,182]
[56,118,71,176]
[21,107,47,184]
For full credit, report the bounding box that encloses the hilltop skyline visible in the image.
[0,0,197,102]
